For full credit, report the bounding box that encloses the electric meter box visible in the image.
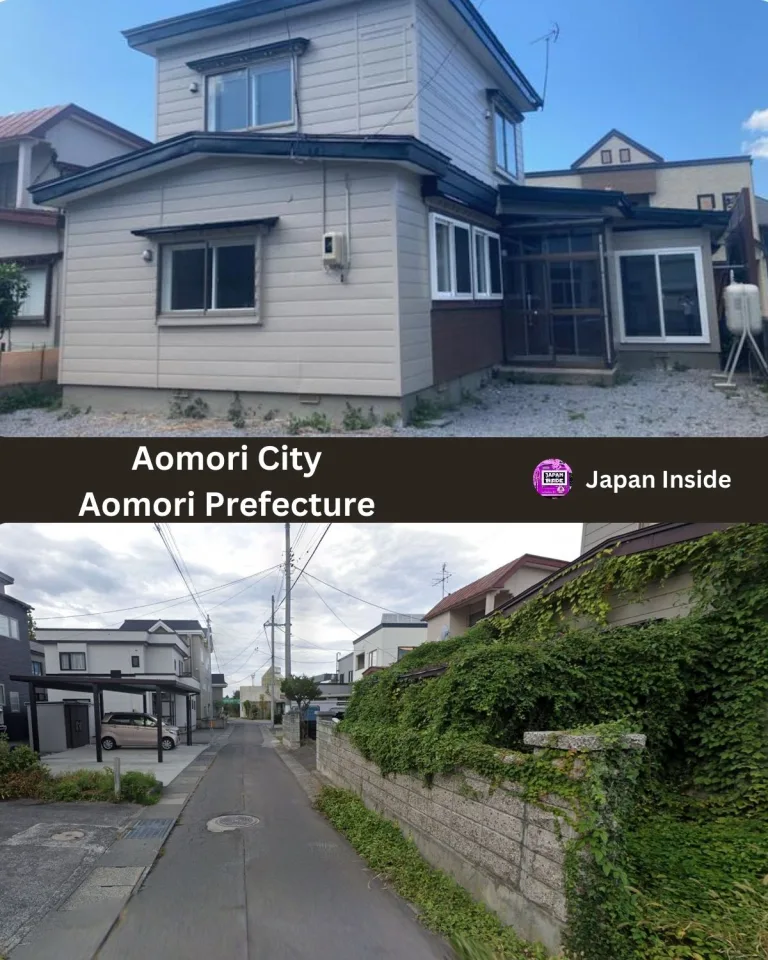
[322,232,347,268]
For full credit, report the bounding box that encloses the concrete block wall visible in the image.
[282,711,301,749]
[316,720,575,952]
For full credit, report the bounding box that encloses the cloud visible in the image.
[0,523,583,690]
[743,109,768,132]
[743,136,768,160]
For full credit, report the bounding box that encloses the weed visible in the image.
[169,394,209,420]
[0,383,62,415]
[342,402,378,431]
[56,405,81,421]
[671,361,690,372]
[228,392,246,429]
[381,411,399,428]
[287,412,333,435]
[568,411,586,421]
[408,396,444,427]
[263,409,277,421]
[613,370,634,386]
[460,389,487,409]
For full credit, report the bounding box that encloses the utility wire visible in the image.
[291,524,332,592]
[298,577,356,634]
[301,571,422,620]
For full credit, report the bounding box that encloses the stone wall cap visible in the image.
[523,731,647,752]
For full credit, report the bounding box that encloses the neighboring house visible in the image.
[120,619,214,723]
[240,666,284,716]
[350,614,426,681]
[423,554,567,643]
[495,523,736,628]
[524,129,768,368]
[211,672,227,707]
[35,618,208,732]
[0,571,33,741]
[0,105,149,350]
[338,651,354,685]
[29,0,542,417]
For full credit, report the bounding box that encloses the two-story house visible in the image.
[0,105,149,351]
[0,571,34,742]
[29,0,735,415]
[349,613,426,680]
[35,618,209,733]
[423,553,567,643]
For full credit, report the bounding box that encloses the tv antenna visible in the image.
[432,563,453,599]
[531,22,560,107]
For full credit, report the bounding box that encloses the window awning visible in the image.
[187,38,309,73]
[132,217,279,239]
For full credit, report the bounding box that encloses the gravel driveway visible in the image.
[0,369,766,437]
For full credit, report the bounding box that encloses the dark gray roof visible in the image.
[120,619,204,632]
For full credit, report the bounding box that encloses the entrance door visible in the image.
[64,703,90,748]
[503,229,611,366]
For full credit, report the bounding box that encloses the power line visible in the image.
[154,522,208,625]
[298,577,356,634]
[291,524,332,591]
[301,571,422,620]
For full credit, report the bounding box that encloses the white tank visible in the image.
[724,283,762,335]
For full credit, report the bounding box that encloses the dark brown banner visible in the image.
[0,438,765,522]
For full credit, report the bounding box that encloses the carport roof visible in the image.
[10,674,198,696]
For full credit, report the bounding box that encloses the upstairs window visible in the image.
[207,61,294,131]
[619,148,631,163]
[59,652,86,671]
[494,108,519,179]
[0,615,19,639]
[601,149,613,165]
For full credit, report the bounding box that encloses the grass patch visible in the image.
[287,412,333,434]
[0,382,62,415]
[342,402,378,432]
[169,394,209,420]
[625,813,768,960]
[408,396,445,427]
[316,786,547,959]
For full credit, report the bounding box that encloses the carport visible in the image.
[9,674,197,763]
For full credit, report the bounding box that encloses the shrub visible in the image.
[120,771,162,804]
[342,402,377,431]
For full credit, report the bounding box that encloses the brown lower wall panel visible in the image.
[431,301,503,382]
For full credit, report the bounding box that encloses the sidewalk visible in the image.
[95,720,448,960]
[8,726,234,960]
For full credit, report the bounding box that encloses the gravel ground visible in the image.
[0,369,766,437]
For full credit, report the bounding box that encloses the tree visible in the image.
[242,699,252,719]
[27,611,37,643]
[0,263,30,352]
[231,689,240,700]
[280,676,322,716]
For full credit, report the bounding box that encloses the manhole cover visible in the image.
[207,815,259,833]
[51,830,85,842]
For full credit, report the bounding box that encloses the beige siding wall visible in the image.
[609,227,720,358]
[394,171,432,393]
[45,118,145,167]
[524,172,580,189]
[155,0,418,142]
[652,161,752,211]
[415,0,523,186]
[604,570,695,626]
[60,158,402,397]
[578,136,658,168]
[581,523,644,554]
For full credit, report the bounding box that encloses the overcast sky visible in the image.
[0,523,582,692]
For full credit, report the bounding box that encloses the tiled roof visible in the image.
[424,555,568,621]
[0,106,68,141]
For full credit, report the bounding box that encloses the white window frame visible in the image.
[493,107,520,181]
[0,614,18,639]
[206,58,296,133]
[17,266,48,320]
[615,247,710,345]
[0,683,5,707]
[430,213,475,301]
[59,651,87,671]
[9,691,20,713]
[160,237,260,318]
[472,227,503,300]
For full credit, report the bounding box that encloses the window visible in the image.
[0,162,17,208]
[367,650,378,668]
[131,656,140,668]
[106,714,132,725]
[722,192,739,212]
[617,249,708,343]
[347,670,353,683]
[601,149,613,165]
[207,60,294,131]
[17,267,48,319]
[430,214,474,300]
[0,614,19,639]
[397,647,415,661]
[697,194,716,211]
[31,661,42,676]
[59,652,86,671]
[473,228,503,299]
[161,240,258,314]
[619,148,631,163]
[9,691,20,712]
[0,683,4,707]
[356,653,364,670]
[494,109,519,178]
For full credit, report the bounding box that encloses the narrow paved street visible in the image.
[96,721,447,960]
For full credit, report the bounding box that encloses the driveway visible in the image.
[0,801,139,956]
[43,743,208,786]
[0,369,766,437]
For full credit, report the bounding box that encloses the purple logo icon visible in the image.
[533,459,572,498]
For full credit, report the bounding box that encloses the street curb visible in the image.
[272,740,326,802]
[8,726,235,960]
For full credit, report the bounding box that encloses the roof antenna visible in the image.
[531,23,560,108]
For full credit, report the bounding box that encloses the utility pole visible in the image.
[270,595,276,730]
[284,522,292,679]
[432,563,453,598]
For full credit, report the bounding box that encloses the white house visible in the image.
[350,613,427,681]
[0,104,149,350]
[35,618,212,733]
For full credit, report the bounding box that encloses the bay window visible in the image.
[207,60,294,131]
[617,248,708,343]
[430,214,503,301]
